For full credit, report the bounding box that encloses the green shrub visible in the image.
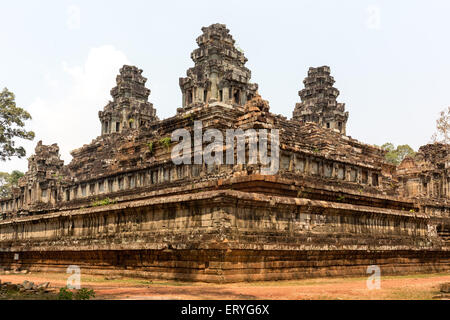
[74,288,96,300]
[159,137,171,150]
[57,287,96,300]
[91,197,117,207]
[58,287,74,300]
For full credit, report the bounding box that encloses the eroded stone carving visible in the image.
[99,65,158,135]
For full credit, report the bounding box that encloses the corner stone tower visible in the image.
[178,23,258,113]
[18,141,64,207]
[292,66,348,134]
[99,65,158,135]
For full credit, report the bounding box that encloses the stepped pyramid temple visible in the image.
[0,24,449,282]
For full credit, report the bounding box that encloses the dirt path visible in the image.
[1,272,449,300]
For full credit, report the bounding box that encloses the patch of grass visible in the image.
[74,288,96,300]
[387,288,438,300]
[81,275,194,287]
[57,287,73,300]
[308,295,342,300]
[0,291,60,300]
[150,280,194,287]
[159,137,172,150]
[233,277,366,288]
[183,113,194,121]
[147,141,154,154]
[91,197,117,207]
[379,272,450,280]
[111,278,192,287]
[0,286,59,300]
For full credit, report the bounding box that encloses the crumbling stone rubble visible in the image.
[0,280,51,298]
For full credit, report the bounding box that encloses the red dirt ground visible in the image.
[1,272,449,300]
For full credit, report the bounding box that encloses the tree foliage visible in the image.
[57,287,96,300]
[0,170,24,197]
[0,88,35,161]
[381,143,416,165]
[431,106,450,144]
[0,172,9,198]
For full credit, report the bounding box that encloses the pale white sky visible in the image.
[1,0,450,173]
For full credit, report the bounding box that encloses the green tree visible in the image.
[431,106,450,144]
[9,170,24,185]
[0,170,24,197]
[381,143,416,165]
[0,172,9,197]
[0,88,35,161]
[381,142,395,153]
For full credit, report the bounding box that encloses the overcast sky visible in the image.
[1,0,449,173]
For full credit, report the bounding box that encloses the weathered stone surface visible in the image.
[22,280,34,290]
[178,23,258,113]
[99,65,158,136]
[292,66,349,134]
[37,282,49,290]
[0,23,449,282]
[440,283,450,293]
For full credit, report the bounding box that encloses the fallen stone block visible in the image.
[37,282,50,290]
[440,282,450,293]
[22,280,35,290]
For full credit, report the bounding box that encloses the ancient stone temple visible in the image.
[99,65,158,135]
[0,24,448,282]
[293,66,349,134]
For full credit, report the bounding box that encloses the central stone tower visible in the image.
[292,66,348,134]
[178,23,258,113]
[99,65,158,135]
